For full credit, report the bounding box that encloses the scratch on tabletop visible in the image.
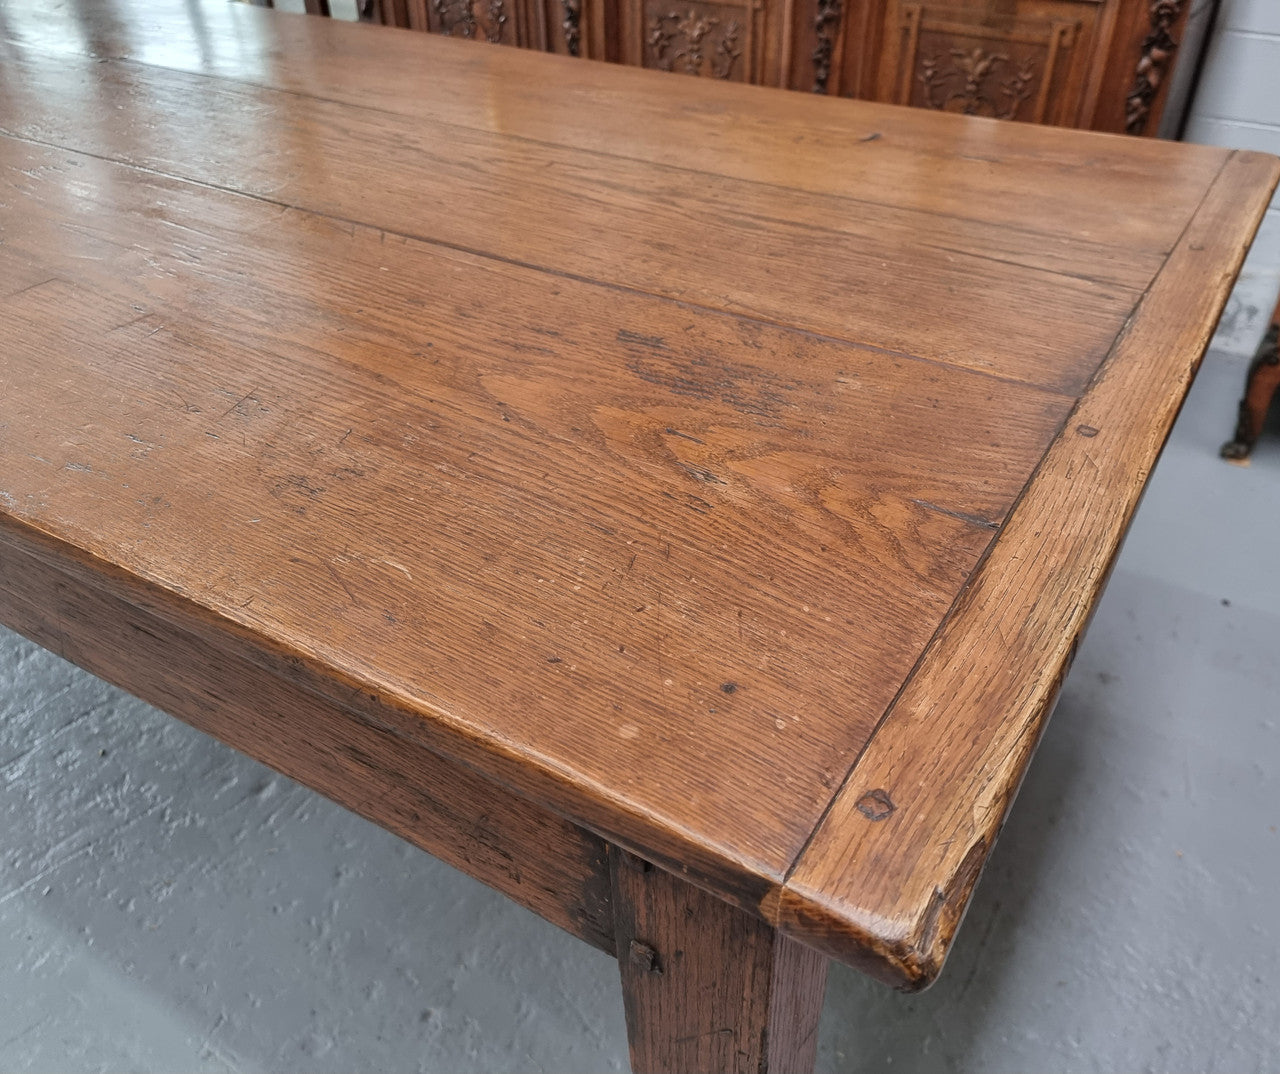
[220,388,259,419]
[378,557,414,582]
[325,560,360,606]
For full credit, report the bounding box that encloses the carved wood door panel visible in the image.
[407,0,520,44]
[620,0,762,81]
[878,1,1101,126]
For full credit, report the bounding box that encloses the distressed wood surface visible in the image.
[0,122,1066,895]
[777,150,1280,987]
[0,516,616,953]
[0,0,1275,997]
[0,48,1144,387]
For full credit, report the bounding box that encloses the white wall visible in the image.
[1184,0,1280,357]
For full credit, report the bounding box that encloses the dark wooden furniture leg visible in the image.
[1222,294,1280,460]
[610,849,829,1074]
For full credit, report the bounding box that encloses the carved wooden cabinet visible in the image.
[364,0,1201,136]
[378,0,589,54]
[798,0,1200,134]
[619,0,761,82]
[871,1,1101,126]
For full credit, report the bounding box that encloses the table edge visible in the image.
[0,506,785,916]
[0,522,619,953]
[771,148,1280,989]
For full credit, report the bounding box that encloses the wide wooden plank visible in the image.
[0,43,1166,301]
[0,133,1072,898]
[0,520,616,953]
[0,51,1138,388]
[2,1,1275,1003]
[776,150,1280,988]
[0,0,1226,251]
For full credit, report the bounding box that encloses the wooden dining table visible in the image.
[0,1,1274,1069]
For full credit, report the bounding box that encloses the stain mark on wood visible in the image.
[617,328,667,349]
[675,462,724,485]
[627,354,797,419]
[910,499,999,530]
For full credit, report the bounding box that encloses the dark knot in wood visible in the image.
[855,788,895,820]
[629,938,663,974]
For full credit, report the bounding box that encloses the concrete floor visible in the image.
[2,352,1278,1073]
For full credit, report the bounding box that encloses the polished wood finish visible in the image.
[0,125,1044,898]
[611,849,828,1073]
[0,53,1147,384]
[779,150,1280,987]
[0,3,1275,1069]
[1222,294,1280,461]
[0,17,1212,265]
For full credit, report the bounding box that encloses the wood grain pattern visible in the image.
[0,128,1064,901]
[0,519,615,952]
[0,0,1224,247]
[776,150,1280,988]
[0,41,1173,301]
[0,48,1138,386]
[0,0,1274,1011]
[611,849,827,1073]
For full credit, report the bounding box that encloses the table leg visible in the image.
[1222,299,1280,461]
[609,848,828,1074]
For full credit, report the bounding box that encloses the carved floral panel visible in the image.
[431,0,516,44]
[642,0,750,81]
[896,5,1079,125]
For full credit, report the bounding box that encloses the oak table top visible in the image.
[0,1,1275,1066]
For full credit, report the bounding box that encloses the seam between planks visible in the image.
[770,148,1280,984]
[0,38,1179,286]
[0,124,1083,401]
[774,150,1234,894]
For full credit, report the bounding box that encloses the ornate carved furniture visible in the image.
[343,0,1201,136]
[1222,293,1280,461]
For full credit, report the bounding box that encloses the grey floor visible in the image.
[2,353,1278,1073]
